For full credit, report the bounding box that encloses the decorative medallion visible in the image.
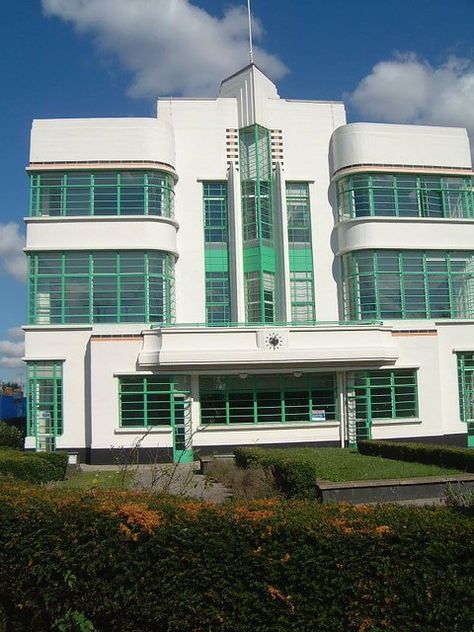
[264,331,284,350]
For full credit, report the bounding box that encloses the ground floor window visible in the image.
[200,373,337,425]
[26,362,63,451]
[456,353,474,445]
[346,369,418,443]
[119,375,190,427]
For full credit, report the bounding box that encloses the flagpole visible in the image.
[247,0,254,64]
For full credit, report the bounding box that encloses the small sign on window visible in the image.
[311,409,326,421]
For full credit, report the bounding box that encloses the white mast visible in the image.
[247,0,254,64]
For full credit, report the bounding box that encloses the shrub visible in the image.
[234,447,319,498]
[205,459,281,499]
[358,440,474,473]
[0,482,473,632]
[0,421,23,450]
[0,450,67,483]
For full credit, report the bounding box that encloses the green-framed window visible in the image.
[29,170,175,218]
[119,375,190,427]
[240,125,278,323]
[346,369,418,444]
[205,272,231,324]
[244,271,275,323]
[240,125,273,242]
[456,353,474,446]
[352,369,418,419]
[28,250,175,325]
[203,182,231,324]
[337,173,474,221]
[26,362,63,451]
[286,182,315,322]
[200,373,337,425]
[342,250,474,320]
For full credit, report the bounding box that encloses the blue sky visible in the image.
[1,0,474,382]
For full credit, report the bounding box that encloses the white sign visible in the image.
[312,409,326,421]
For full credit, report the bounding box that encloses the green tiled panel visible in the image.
[243,246,276,273]
[204,247,229,272]
[289,248,314,272]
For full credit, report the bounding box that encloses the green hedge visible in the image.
[0,421,23,449]
[0,450,67,483]
[358,440,474,473]
[234,447,319,499]
[0,483,473,632]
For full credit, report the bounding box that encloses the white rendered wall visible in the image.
[266,98,346,321]
[23,328,93,450]
[336,217,474,256]
[30,118,176,167]
[330,123,472,173]
[89,336,173,451]
[158,97,238,324]
[25,216,179,257]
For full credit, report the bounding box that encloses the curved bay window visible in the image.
[29,170,175,218]
[28,250,175,324]
[337,173,474,221]
[342,250,474,320]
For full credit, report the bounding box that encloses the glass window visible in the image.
[336,173,474,220]
[342,250,474,320]
[29,170,174,217]
[28,251,175,325]
[26,362,63,451]
[200,373,337,425]
[119,375,190,427]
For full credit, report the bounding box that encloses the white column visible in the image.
[228,162,245,321]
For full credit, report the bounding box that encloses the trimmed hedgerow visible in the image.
[0,483,473,632]
[0,450,67,483]
[0,421,23,450]
[234,447,319,498]
[358,440,474,473]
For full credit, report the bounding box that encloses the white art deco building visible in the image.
[23,64,474,463]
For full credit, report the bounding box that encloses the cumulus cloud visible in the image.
[7,327,24,339]
[350,54,474,147]
[0,223,26,283]
[42,0,288,98]
[0,337,25,370]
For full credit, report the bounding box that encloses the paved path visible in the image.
[80,463,232,503]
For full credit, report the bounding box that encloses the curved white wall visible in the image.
[25,216,179,257]
[30,118,176,167]
[330,123,472,175]
[336,217,474,256]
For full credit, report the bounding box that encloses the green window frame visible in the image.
[200,373,337,425]
[286,182,315,323]
[28,251,175,325]
[342,250,474,320]
[337,173,474,221]
[26,362,63,451]
[119,375,190,427]
[29,170,175,218]
[203,182,231,324]
[240,125,278,323]
[352,369,418,419]
[456,352,474,446]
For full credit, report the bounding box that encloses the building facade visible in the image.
[24,64,474,462]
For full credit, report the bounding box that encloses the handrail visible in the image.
[151,320,384,330]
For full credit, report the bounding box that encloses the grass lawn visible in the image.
[252,448,466,482]
[54,469,133,490]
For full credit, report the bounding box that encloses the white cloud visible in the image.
[7,327,24,339]
[0,338,25,371]
[0,223,26,283]
[42,0,288,98]
[350,54,474,148]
